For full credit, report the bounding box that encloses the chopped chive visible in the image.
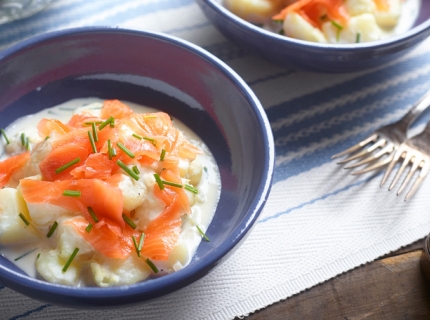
[153,173,164,190]
[122,213,137,229]
[117,142,135,159]
[85,223,93,233]
[331,20,343,30]
[55,157,80,174]
[185,184,198,194]
[132,235,141,257]
[91,122,98,142]
[62,248,79,272]
[331,21,343,42]
[110,119,115,128]
[204,166,208,172]
[161,180,183,188]
[37,253,40,259]
[196,226,210,242]
[111,147,117,156]
[14,248,37,261]
[63,190,81,197]
[145,258,159,273]
[87,206,99,223]
[132,133,143,140]
[143,137,156,145]
[84,121,103,126]
[160,149,166,161]
[20,133,26,146]
[138,233,145,251]
[19,213,30,226]
[98,116,114,130]
[45,136,49,140]
[108,139,113,160]
[117,160,140,181]
[87,130,97,153]
[356,32,361,43]
[132,166,140,174]
[46,221,58,238]
[0,128,10,144]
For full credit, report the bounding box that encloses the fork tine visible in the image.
[351,154,394,175]
[331,134,378,159]
[337,138,386,164]
[397,157,421,195]
[344,144,394,169]
[388,153,413,191]
[404,162,430,201]
[381,149,404,186]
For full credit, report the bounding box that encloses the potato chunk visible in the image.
[36,249,80,285]
[90,253,151,287]
[0,188,40,245]
[283,12,327,43]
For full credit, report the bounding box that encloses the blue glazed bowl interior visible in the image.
[0,27,274,308]
[197,0,430,72]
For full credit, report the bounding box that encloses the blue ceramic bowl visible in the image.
[0,27,274,308]
[196,0,430,73]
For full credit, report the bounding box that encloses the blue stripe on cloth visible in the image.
[269,52,430,184]
[259,174,377,223]
[9,304,50,320]
[0,0,194,49]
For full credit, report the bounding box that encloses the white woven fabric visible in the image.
[1,1,430,319]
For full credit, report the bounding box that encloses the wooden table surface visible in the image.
[245,238,430,320]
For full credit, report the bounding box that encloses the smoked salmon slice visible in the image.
[100,100,134,119]
[0,152,30,187]
[20,178,124,228]
[65,216,132,259]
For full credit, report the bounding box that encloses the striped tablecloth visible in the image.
[1,1,430,319]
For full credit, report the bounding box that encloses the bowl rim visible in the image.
[0,26,275,304]
[202,0,430,51]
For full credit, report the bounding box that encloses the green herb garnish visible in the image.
[153,173,164,190]
[14,248,37,261]
[161,180,183,188]
[143,137,156,145]
[160,149,166,161]
[62,248,79,272]
[132,235,141,257]
[87,206,99,223]
[19,213,30,226]
[138,233,145,251]
[108,139,113,160]
[91,122,98,142]
[117,142,135,159]
[87,130,97,153]
[98,116,114,130]
[63,190,81,197]
[185,184,198,194]
[85,223,93,233]
[132,133,142,140]
[331,21,343,42]
[47,221,58,238]
[196,226,210,242]
[0,128,10,144]
[55,157,80,174]
[117,160,140,181]
[122,213,137,229]
[132,166,140,175]
[356,32,361,43]
[145,258,159,273]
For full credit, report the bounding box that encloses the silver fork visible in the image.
[380,121,430,201]
[332,88,430,175]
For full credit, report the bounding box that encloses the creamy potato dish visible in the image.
[224,0,420,43]
[0,98,221,287]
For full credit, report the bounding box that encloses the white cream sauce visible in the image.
[0,98,221,283]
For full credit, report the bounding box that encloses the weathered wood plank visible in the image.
[246,239,430,320]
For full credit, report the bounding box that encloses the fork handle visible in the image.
[399,88,430,127]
